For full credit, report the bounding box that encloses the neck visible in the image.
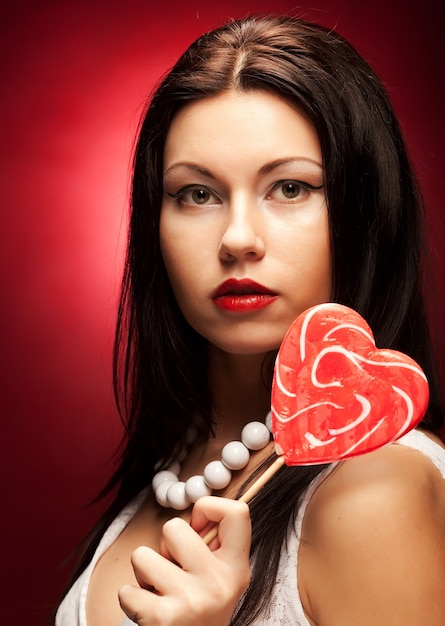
[208,348,273,440]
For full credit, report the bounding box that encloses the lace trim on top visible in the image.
[249,463,338,625]
[396,429,445,479]
[55,489,148,626]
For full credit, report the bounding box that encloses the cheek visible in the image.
[160,218,181,288]
[160,233,185,291]
[276,211,331,290]
[319,216,332,289]
[160,210,183,267]
[307,224,331,298]
[308,217,330,272]
[160,218,203,304]
[309,207,330,264]
[314,247,332,299]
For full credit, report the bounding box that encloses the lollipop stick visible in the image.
[202,455,285,545]
[237,455,285,504]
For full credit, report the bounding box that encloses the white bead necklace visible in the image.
[152,412,273,510]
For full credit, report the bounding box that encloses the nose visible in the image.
[218,197,266,262]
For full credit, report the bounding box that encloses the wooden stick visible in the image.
[236,455,285,504]
[202,455,285,545]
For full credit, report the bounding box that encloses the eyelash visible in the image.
[166,180,324,207]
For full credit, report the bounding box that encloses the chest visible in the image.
[86,499,188,626]
[84,443,275,625]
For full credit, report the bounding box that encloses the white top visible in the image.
[56,429,445,626]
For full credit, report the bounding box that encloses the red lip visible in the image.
[212,279,278,312]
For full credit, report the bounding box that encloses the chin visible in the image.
[212,337,282,356]
[197,323,288,356]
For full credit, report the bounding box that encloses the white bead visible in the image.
[221,441,250,470]
[203,460,232,490]
[166,481,190,510]
[265,410,273,433]
[185,475,212,502]
[152,413,271,509]
[241,421,271,450]
[155,480,176,507]
[152,470,178,491]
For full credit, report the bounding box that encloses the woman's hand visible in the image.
[118,497,251,626]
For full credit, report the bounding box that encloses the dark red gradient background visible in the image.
[1,1,444,623]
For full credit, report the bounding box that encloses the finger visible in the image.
[201,523,220,549]
[159,516,214,572]
[186,513,221,550]
[118,584,146,624]
[130,545,183,595]
[118,583,169,626]
[191,497,252,561]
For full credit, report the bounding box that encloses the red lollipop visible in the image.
[203,303,429,543]
[271,302,429,465]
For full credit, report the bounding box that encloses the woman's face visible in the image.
[160,89,331,355]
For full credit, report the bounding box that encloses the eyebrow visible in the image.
[258,157,322,174]
[163,157,323,179]
[164,162,215,179]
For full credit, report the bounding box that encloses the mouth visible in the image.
[212,279,278,312]
[213,278,276,297]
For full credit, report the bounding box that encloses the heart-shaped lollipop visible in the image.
[271,302,429,465]
[203,303,429,543]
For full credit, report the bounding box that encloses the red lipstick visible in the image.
[212,279,278,312]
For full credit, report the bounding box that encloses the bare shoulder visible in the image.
[299,432,445,626]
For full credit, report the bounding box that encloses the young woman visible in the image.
[56,14,445,626]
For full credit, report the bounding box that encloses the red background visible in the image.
[1,1,443,623]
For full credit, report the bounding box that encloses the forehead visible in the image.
[163,89,322,171]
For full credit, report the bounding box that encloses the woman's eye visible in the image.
[280,182,301,199]
[166,185,220,207]
[267,180,323,202]
[189,188,212,204]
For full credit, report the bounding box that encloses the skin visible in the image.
[118,443,445,626]
[160,89,331,360]
[87,89,445,625]
[119,498,252,626]
[299,438,445,625]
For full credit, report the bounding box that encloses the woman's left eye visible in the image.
[267,180,322,202]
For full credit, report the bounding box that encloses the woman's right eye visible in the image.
[167,185,221,207]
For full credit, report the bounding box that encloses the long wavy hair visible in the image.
[66,15,443,624]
